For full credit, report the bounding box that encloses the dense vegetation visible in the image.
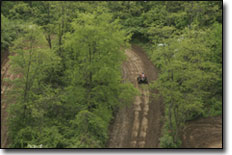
[1,1,222,148]
[2,2,137,148]
[112,1,222,147]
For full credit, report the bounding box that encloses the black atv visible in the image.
[137,75,148,84]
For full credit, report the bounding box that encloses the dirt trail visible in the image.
[1,46,221,148]
[108,45,222,148]
[1,53,20,148]
[1,60,10,148]
[181,115,222,148]
[108,45,163,148]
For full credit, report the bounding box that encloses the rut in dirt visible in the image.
[108,45,163,148]
[181,115,222,148]
[1,51,21,148]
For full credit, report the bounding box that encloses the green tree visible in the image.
[61,8,137,147]
[6,24,61,148]
[151,26,222,147]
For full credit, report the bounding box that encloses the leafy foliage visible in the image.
[3,2,136,148]
[109,1,222,148]
[2,1,221,148]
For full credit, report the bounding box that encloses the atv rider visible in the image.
[141,72,145,79]
[137,72,148,84]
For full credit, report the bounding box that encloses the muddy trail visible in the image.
[1,52,21,148]
[107,45,222,148]
[1,46,222,148]
[181,115,222,148]
[1,52,11,148]
[108,45,163,148]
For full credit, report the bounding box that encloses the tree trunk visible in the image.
[46,34,52,49]
[168,103,173,132]
[87,44,94,111]
[47,3,52,49]
[58,3,65,56]
[23,30,34,121]
[173,105,179,144]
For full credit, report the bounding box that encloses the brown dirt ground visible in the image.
[181,115,222,148]
[1,56,11,148]
[1,46,222,148]
[107,45,222,148]
[107,45,163,148]
[1,52,21,148]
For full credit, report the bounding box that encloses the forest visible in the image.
[1,1,222,148]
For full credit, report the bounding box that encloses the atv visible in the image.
[137,74,148,84]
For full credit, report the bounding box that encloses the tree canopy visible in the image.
[1,1,222,148]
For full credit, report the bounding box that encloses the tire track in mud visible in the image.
[137,88,149,148]
[125,49,150,148]
[127,51,143,147]
[1,56,21,148]
[181,115,222,148]
[1,60,11,148]
[108,46,162,148]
